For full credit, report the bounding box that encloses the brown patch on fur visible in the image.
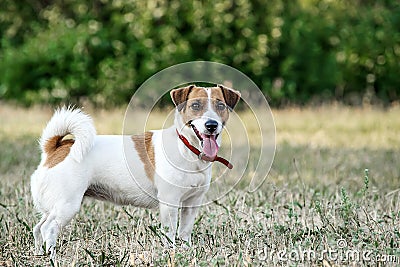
[218,85,241,110]
[131,132,155,181]
[181,87,209,124]
[209,87,230,123]
[43,136,75,168]
[210,87,225,101]
[170,85,195,111]
[187,86,208,99]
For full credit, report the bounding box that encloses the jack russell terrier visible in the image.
[31,85,240,259]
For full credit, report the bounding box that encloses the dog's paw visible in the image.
[49,247,57,261]
[45,243,57,261]
[34,244,45,256]
[34,248,45,256]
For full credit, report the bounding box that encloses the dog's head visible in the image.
[171,85,241,159]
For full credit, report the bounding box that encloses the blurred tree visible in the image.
[0,0,399,107]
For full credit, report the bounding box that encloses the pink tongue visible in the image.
[201,134,219,159]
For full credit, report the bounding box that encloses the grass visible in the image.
[0,104,399,266]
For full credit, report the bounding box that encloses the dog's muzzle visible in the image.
[189,121,220,159]
[176,122,232,169]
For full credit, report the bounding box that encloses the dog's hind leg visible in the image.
[40,213,59,259]
[33,213,48,255]
[40,199,82,260]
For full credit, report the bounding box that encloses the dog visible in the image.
[31,84,240,259]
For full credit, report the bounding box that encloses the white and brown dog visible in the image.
[31,85,240,258]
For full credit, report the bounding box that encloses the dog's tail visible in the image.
[40,106,96,163]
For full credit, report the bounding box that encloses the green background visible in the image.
[1,0,399,107]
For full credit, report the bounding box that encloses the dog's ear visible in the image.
[170,85,195,111]
[218,85,241,110]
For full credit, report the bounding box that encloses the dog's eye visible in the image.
[190,102,201,111]
[216,102,227,111]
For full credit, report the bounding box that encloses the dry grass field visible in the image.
[0,104,399,266]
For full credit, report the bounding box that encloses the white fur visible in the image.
[31,90,231,260]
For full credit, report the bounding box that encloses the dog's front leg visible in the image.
[177,206,199,246]
[177,195,204,246]
[159,203,179,246]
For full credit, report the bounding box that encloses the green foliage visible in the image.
[0,0,399,107]
[340,187,353,226]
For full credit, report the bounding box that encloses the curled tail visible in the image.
[40,107,96,165]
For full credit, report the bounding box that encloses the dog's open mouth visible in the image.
[190,123,219,159]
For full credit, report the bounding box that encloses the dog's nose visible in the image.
[205,120,218,133]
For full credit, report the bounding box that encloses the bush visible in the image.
[0,0,399,107]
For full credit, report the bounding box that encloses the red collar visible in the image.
[176,129,233,169]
